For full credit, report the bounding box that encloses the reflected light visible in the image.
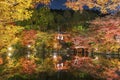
[53,55,57,59]
[8,53,12,57]
[95,56,98,60]
[27,45,31,48]
[117,39,120,43]
[95,48,98,51]
[27,54,30,58]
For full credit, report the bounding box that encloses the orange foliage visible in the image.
[21,30,37,46]
[0,57,3,65]
[71,57,93,68]
[71,35,95,49]
[104,68,120,80]
[88,16,120,51]
[53,33,72,49]
[91,17,120,43]
[20,58,36,74]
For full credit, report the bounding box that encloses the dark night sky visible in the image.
[38,0,120,14]
[49,0,90,10]
[49,0,68,10]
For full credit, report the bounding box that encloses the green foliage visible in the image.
[72,25,89,35]
[63,10,72,21]
[36,31,53,47]
[73,25,86,31]
[35,32,53,59]
[12,42,29,59]
[37,58,54,72]
[35,7,54,31]
[0,58,21,80]
[16,7,54,31]
[16,9,98,32]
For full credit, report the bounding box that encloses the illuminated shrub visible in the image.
[20,58,36,74]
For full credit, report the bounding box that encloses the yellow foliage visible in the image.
[0,0,50,25]
[0,24,24,54]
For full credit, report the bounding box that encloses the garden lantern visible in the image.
[56,63,63,70]
[57,33,63,40]
[57,26,63,41]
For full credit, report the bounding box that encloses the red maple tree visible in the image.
[89,16,120,52]
[21,30,37,46]
[20,58,36,74]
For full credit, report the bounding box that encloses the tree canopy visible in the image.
[0,0,51,25]
[65,0,120,14]
[89,15,120,52]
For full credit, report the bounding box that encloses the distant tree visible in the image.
[55,14,66,26]
[16,7,54,31]
[32,7,54,31]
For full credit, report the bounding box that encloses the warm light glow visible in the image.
[95,56,99,60]
[8,47,12,51]
[53,55,57,59]
[27,45,31,48]
[27,54,30,58]
[8,53,12,57]
[67,54,70,57]
[95,48,98,51]
[57,63,63,70]
[116,39,120,43]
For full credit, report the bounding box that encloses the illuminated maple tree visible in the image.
[0,0,51,25]
[0,0,51,54]
[90,16,120,52]
[20,58,36,74]
[71,34,95,50]
[21,30,37,46]
[66,0,120,14]
[0,24,24,54]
